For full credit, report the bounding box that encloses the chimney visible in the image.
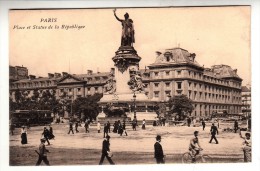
[87,70,93,75]
[62,72,68,77]
[54,73,61,78]
[233,69,237,74]
[48,73,54,78]
[29,75,36,80]
[189,53,196,62]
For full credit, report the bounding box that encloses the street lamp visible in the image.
[133,91,136,119]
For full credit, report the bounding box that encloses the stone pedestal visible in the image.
[97,46,157,123]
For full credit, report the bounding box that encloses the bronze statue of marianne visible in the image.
[113,9,135,47]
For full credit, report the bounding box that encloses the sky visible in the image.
[9,6,251,85]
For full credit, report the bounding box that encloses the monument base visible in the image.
[98,92,157,123]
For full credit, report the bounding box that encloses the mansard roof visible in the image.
[241,86,250,92]
[77,72,110,79]
[148,47,203,69]
[210,64,242,81]
[13,76,61,83]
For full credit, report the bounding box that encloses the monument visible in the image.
[97,9,157,122]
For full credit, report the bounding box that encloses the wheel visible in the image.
[203,155,213,163]
[182,152,193,163]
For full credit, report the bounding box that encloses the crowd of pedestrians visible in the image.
[12,115,251,165]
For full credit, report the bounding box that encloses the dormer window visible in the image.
[154,83,159,87]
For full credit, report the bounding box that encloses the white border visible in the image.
[1,1,260,171]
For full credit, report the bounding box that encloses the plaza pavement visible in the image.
[9,122,245,162]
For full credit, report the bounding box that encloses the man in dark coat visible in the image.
[36,138,50,166]
[113,121,118,133]
[234,120,239,133]
[132,118,137,131]
[48,125,55,140]
[202,119,206,131]
[154,135,165,164]
[42,127,50,145]
[84,120,89,133]
[121,121,128,136]
[75,121,79,133]
[103,123,109,138]
[68,121,74,134]
[107,121,111,133]
[209,123,219,144]
[99,135,115,165]
[187,117,191,127]
[117,120,123,135]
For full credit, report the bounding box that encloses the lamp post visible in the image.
[133,91,136,119]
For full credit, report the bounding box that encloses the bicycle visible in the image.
[182,149,213,163]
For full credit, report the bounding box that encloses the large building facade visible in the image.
[9,47,243,118]
[241,84,251,115]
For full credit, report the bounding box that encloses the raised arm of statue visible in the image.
[113,9,123,22]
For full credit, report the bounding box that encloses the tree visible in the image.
[72,93,103,121]
[154,102,167,117]
[168,95,194,121]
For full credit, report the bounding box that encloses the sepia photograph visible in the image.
[1,1,260,171]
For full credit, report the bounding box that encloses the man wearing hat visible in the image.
[99,135,115,165]
[35,138,50,166]
[154,135,165,164]
[209,123,219,144]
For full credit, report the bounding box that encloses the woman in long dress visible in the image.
[21,126,27,144]
[142,119,146,130]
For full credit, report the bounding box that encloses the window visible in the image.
[144,84,148,88]
[78,88,81,92]
[95,87,98,93]
[154,91,159,98]
[177,82,182,89]
[189,82,192,88]
[165,91,171,96]
[166,71,170,76]
[177,70,181,75]
[165,82,170,87]
[95,77,100,81]
[154,83,159,87]
[87,88,91,94]
[194,91,197,99]
[166,56,170,62]
[154,72,159,76]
